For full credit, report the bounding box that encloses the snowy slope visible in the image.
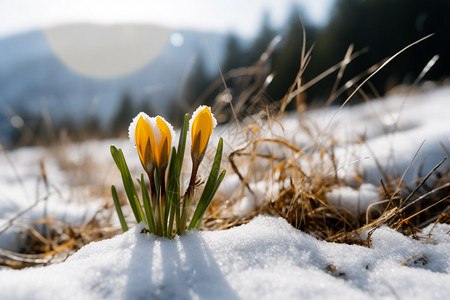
[278,86,450,184]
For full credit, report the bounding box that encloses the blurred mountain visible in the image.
[0,23,228,147]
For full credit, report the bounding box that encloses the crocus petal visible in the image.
[135,115,156,173]
[154,116,174,169]
[129,112,150,146]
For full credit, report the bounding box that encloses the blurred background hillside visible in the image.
[1,0,449,148]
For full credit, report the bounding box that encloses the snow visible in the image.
[1,86,449,298]
[0,216,449,299]
[328,87,450,183]
[326,183,380,215]
[0,143,108,251]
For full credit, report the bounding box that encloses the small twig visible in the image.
[401,251,422,266]
[396,196,450,229]
[0,248,52,264]
[440,142,450,156]
[0,199,43,236]
[1,144,30,201]
[400,156,448,209]
[395,140,426,207]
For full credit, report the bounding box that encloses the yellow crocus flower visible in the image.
[189,106,217,163]
[129,113,174,173]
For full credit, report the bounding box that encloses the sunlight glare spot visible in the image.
[10,115,24,128]
[44,24,172,78]
[170,32,184,47]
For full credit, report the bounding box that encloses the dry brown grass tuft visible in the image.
[0,207,118,269]
[201,29,449,246]
[0,138,119,269]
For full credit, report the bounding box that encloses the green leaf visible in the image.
[110,146,120,166]
[140,174,155,233]
[120,150,144,223]
[166,147,180,237]
[111,185,129,232]
[189,170,226,229]
[174,114,188,230]
[110,145,144,223]
[188,138,225,229]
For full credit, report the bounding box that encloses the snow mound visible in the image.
[0,216,449,299]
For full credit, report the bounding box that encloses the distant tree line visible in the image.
[181,0,450,115]
[8,90,154,147]
[311,0,450,104]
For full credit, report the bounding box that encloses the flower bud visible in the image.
[189,105,217,164]
[129,113,175,173]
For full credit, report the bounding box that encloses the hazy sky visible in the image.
[0,0,335,38]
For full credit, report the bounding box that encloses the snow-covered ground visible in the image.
[1,216,449,299]
[0,86,449,299]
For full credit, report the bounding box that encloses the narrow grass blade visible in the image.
[140,174,155,233]
[171,115,188,235]
[189,170,226,229]
[152,165,164,235]
[166,148,180,237]
[189,138,224,229]
[111,185,129,232]
[110,145,144,223]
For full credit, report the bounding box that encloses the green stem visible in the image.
[146,170,161,235]
[147,171,156,205]
[179,162,199,235]
[160,167,167,236]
